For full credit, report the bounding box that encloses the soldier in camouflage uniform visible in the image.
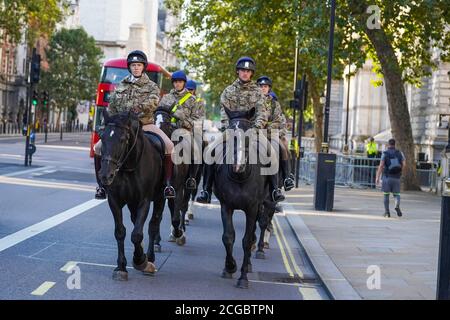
[185,79,206,193]
[157,71,201,189]
[257,76,295,192]
[93,50,176,199]
[196,56,285,203]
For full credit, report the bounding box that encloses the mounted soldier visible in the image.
[93,50,176,199]
[196,56,285,203]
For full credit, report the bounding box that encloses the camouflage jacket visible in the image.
[158,88,198,130]
[194,97,206,120]
[264,94,287,137]
[108,73,160,125]
[220,79,268,130]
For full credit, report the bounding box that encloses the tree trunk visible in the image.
[310,81,324,153]
[362,22,420,190]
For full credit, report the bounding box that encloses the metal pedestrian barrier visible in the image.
[298,153,438,191]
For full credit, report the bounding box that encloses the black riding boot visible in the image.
[186,164,197,190]
[196,164,213,203]
[281,160,295,191]
[163,154,176,199]
[94,155,106,200]
[270,174,285,202]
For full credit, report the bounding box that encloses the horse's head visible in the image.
[225,107,255,132]
[225,107,256,173]
[99,109,140,186]
[154,107,175,137]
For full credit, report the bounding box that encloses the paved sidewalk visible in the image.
[284,184,441,300]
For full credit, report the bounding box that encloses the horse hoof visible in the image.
[176,234,186,246]
[133,256,148,271]
[221,270,233,279]
[188,213,194,220]
[168,233,176,242]
[264,242,270,249]
[236,279,249,289]
[154,244,162,253]
[251,243,257,251]
[255,251,265,259]
[112,270,128,281]
[247,265,253,273]
[142,262,157,276]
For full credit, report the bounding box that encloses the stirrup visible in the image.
[272,189,285,203]
[164,186,176,199]
[95,187,106,200]
[186,177,196,190]
[284,178,295,191]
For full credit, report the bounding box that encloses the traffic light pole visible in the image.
[24,48,40,166]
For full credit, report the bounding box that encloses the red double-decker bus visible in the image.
[89,58,171,157]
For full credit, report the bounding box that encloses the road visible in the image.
[0,132,329,300]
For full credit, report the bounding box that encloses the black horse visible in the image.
[154,108,191,245]
[254,190,277,259]
[99,110,166,280]
[212,107,271,288]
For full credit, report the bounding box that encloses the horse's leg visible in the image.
[131,200,154,273]
[256,205,268,259]
[221,204,236,278]
[109,198,128,281]
[167,198,177,242]
[170,188,186,246]
[236,207,258,289]
[147,195,165,264]
[180,184,191,229]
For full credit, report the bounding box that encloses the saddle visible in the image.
[143,131,165,159]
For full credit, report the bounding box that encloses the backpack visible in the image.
[384,150,402,175]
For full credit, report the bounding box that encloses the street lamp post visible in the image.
[436,70,450,299]
[313,0,337,211]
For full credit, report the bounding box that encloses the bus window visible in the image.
[100,67,129,84]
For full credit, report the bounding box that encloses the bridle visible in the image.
[102,121,141,173]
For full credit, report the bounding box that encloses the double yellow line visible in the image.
[273,215,304,279]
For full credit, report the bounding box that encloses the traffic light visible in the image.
[41,91,49,111]
[32,90,39,106]
[30,52,41,84]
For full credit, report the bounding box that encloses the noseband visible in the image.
[102,122,140,173]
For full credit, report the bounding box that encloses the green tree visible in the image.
[340,0,450,189]
[40,27,103,127]
[0,0,67,45]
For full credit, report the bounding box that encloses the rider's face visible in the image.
[259,84,270,95]
[173,80,185,91]
[238,69,253,82]
[130,63,144,77]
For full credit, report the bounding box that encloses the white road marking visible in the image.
[31,281,56,296]
[36,145,90,151]
[2,166,54,177]
[0,176,95,192]
[60,260,133,271]
[0,199,106,253]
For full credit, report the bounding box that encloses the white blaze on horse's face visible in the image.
[156,114,163,128]
[110,130,115,137]
[234,121,246,171]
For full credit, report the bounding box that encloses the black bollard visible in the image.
[437,192,450,299]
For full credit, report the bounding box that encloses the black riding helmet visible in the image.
[257,75,272,87]
[127,50,148,74]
